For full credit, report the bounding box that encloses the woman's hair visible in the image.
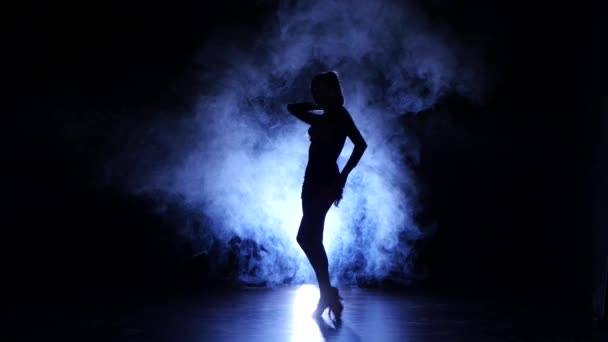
[311,71,344,107]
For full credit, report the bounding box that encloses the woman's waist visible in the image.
[304,162,339,180]
[305,160,339,171]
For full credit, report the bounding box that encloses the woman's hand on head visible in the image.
[291,102,322,110]
[310,102,324,110]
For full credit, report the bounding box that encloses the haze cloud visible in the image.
[106,0,483,286]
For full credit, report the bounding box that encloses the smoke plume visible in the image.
[105,0,483,286]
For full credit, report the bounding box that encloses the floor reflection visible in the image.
[40,285,589,341]
[290,284,324,342]
[290,284,361,342]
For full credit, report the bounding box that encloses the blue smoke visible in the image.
[105,0,482,286]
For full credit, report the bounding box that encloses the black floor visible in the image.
[8,285,602,341]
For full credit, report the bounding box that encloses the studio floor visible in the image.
[9,285,602,342]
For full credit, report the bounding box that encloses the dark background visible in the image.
[4,0,601,320]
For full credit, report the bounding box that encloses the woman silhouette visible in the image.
[287,71,367,322]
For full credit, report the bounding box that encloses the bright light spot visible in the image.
[290,284,324,342]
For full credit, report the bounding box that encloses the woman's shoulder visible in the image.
[332,105,350,118]
[325,105,352,123]
[338,106,355,123]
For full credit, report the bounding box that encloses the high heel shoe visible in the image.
[327,286,343,323]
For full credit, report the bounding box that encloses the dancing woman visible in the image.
[287,71,367,322]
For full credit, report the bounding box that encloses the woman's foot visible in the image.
[327,286,343,323]
[312,289,330,318]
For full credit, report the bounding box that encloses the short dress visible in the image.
[301,107,349,203]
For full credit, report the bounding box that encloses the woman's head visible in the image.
[311,71,344,108]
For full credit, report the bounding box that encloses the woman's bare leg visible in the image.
[297,214,331,294]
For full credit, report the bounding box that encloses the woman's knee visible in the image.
[296,232,308,249]
[297,235,317,255]
[297,231,315,247]
[297,224,322,249]
[298,235,322,253]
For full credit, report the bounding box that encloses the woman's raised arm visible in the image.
[287,102,322,125]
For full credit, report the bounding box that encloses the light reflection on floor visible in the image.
[289,284,361,342]
[290,284,324,341]
[28,285,589,341]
